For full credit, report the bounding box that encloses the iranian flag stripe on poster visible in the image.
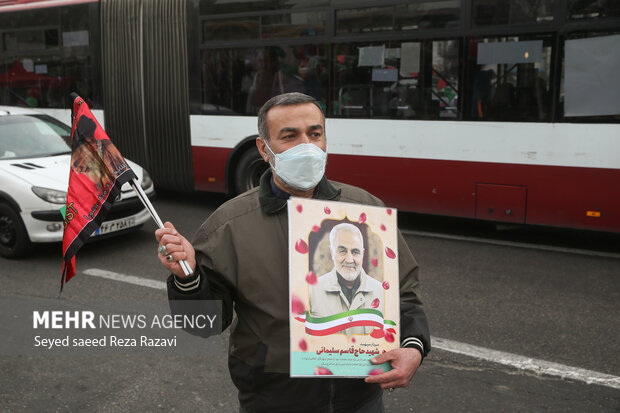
[294,309,394,336]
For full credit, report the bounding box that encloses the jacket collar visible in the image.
[259,170,341,215]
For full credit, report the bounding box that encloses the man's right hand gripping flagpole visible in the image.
[154,222,196,278]
[128,181,194,277]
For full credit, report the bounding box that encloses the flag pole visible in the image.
[128,179,193,277]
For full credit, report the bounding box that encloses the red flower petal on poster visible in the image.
[296,204,303,213]
[371,298,380,308]
[291,295,306,315]
[305,271,317,285]
[312,225,320,233]
[386,328,396,335]
[380,224,386,231]
[370,328,385,339]
[298,339,308,351]
[385,330,395,343]
[295,239,309,254]
[314,367,333,375]
[368,368,384,376]
[386,209,392,215]
[382,281,390,290]
[324,206,331,214]
[359,212,367,223]
[385,247,396,259]
[371,258,378,267]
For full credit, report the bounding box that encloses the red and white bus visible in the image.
[1,0,619,232]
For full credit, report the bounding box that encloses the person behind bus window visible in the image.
[471,66,494,119]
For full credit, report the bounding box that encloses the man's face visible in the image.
[257,102,326,162]
[72,145,97,175]
[331,229,364,282]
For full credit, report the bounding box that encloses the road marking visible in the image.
[83,268,166,290]
[83,268,620,390]
[433,337,620,390]
[401,229,620,259]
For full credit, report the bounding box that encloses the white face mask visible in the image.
[264,141,327,191]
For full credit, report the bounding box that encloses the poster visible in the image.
[358,45,385,67]
[288,198,400,377]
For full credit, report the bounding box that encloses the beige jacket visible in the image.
[309,267,384,336]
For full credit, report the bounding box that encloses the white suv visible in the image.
[0,106,155,258]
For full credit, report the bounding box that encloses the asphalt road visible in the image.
[1,190,618,412]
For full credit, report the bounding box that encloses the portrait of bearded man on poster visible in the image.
[309,222,384,336]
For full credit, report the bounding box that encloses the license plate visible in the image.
[95,216,137,236]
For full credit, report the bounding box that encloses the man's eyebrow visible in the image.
[278,125,323,135]
[279,127,299,135]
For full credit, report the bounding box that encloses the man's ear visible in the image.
[256,137,270,163]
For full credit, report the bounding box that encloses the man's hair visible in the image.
[257,92,324,142]
[329,223,364,253]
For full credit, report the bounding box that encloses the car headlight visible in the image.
[31,186,67,204]
[141,169,153,190]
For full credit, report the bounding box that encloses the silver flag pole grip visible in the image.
[129,179,193,277]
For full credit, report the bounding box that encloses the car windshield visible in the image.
[0,114,71,160]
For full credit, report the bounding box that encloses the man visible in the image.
[156,92,430,413]
[309,223,384,336]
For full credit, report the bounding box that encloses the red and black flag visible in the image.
[61,95,136,292]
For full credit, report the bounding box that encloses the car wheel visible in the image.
[0,203,33,258]
[233,147,269,195]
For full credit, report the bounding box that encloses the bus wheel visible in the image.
[234,147,269,195]
[0,203,33,259]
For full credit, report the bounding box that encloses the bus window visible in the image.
[2,28,60,52]
[201,44,329,116]
[60,4,94,108]
[0,4,97,109]
[333,39,460,120]
[468,35,553,122]
[562,32,620,120]
[433,40,460,119]
[473,0,553,25]
[336,6,395,34]
[203,10,325,42]
[200,0,330,15]
[261,11,326,38]
[336,2,460,34]
[395,1,460,30]
[568,0,620,20]
[202,17,259,42]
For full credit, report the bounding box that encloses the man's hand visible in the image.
[154,222,196,278]
[364,347,422,389]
